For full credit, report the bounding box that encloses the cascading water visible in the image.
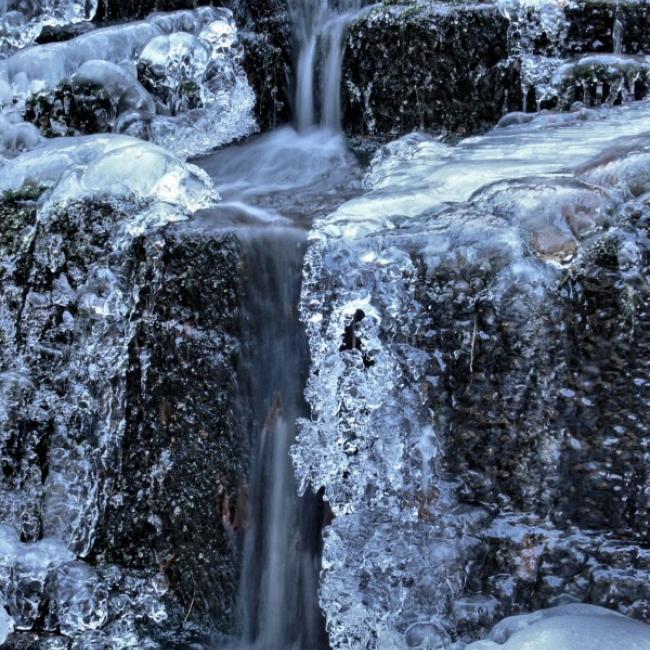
[1,0,650,648]
[191,6,369,643]
[289,0,365,130]
[197,117,361,650]
[234,229,326,649]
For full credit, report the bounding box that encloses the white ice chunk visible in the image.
[0,603,13,645]
[48,140,217,214]
[466,605,650,649]
[0,7,223,100]
[320,100,650,241]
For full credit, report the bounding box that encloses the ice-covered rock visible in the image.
[1,7,256,158]
[0,603,13,644]
[72,60,156,116]
[0,134,216,220]
[295,101,650,647]
[466,604,650,649]
[0,0,97,57]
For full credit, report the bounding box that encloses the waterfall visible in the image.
[289,0,364,131]
[235,229,327,650]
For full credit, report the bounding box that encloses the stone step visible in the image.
[342,0,650,137]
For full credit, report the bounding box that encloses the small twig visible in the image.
[469,314,478,378]
[183,573,196,626]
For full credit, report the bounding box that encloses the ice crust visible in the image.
[293,100,650,648]
[0,132,216,646]
[466,604,650,649]
[0,134,216,220]
[0,7,256,158]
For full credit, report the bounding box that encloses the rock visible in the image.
[342,3,519,137]
[341,0,650,137]
[93,220,247,632]
[235,0,292,132]
[295,105,650,645]
[35,22,97,45]
[0,185,249,643]
[93,0,211,22]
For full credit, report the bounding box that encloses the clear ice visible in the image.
[0,132,216,646]
[0,7,256,159]
[293,99,650,648]
[0,0,97,57]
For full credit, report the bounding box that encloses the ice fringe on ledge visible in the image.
[466,604,650,649]
[0,0,97,57]
[0,7,256,158]
[0,134,217,224]
[497,0,650,110]
[293,100,650,648]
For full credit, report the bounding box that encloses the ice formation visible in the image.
[466,604,650,649]
[0,0,96,57]
[0,134,216,218]
[293,100,650,648]
[497,0,650,111]
[0,7,256,158]
[0,133,216,646]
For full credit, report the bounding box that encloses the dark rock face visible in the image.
[412,191,650,636]
[236,0,293,131]
[93,0,212,22]
[239,26,292,131]
[0,194,248,642]
[24,83,117,138]
[94,223,247,632]
[342,4,519,137]
[563,1,650,55]
[420,223,650,540]
[341,0,650,137]
[35,22,96,45]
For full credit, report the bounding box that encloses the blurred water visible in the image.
[197,106,361,650]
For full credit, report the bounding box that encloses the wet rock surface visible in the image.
[94,222,246,634]
[0,188,248,645]
[342,3,518,137]
[342,0,650,137]
[94,0,212,23]
[419,204,650,638]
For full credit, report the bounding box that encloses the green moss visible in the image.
[2,183,46,203]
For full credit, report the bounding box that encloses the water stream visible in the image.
[196,3,363,642]
[0,1,649,648]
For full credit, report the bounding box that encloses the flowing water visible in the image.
[196,9,363,641]
[195,3,368,643]
[197,134,360,649]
